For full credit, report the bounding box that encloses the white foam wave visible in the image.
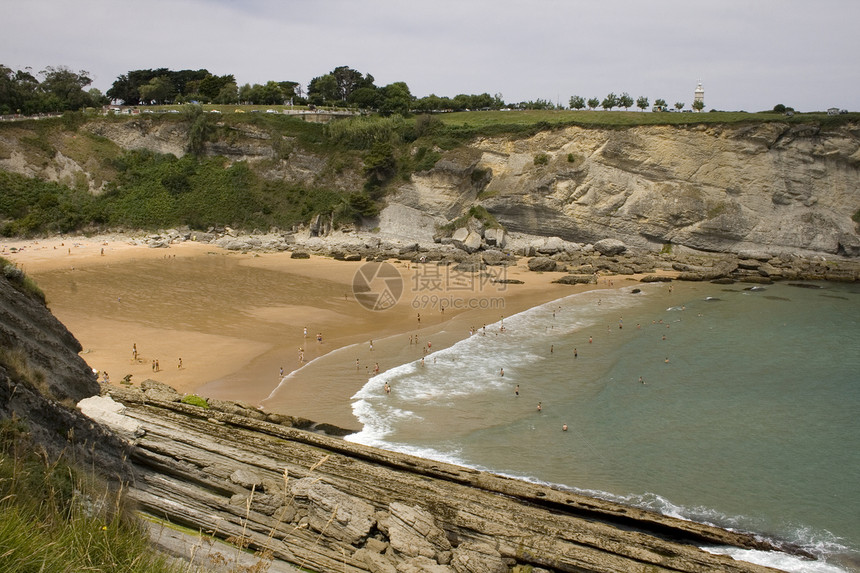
[702,546,851,573]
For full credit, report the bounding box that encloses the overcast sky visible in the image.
[3,0,858,112]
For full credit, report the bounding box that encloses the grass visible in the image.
[432,109,860,133]
[1,256,46,303]
[0,419,184,573]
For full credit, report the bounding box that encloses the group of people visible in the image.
[131,342,182,374]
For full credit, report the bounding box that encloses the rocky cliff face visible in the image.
[0,269,127,472]
[396,122,860,257]
[2,117,858,257]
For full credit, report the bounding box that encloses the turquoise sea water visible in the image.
[347,280,860,572]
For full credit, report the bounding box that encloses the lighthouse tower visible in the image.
[694,81,705,111]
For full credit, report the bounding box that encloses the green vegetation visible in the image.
[439,205,502,233]
[1,256,46,303]
[180,394,209,408]
[853,209,860,224]
[433,109,860,131]
[533,153,549,166]
[0,419,182,573]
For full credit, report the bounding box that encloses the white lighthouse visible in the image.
[694,81,705,111]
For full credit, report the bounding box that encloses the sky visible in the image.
[3,0,859,112]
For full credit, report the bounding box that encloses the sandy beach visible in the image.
[3,234,651,429]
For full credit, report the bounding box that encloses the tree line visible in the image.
[3,62,709,116]
[0,65,109,115]
[569,93,704,112]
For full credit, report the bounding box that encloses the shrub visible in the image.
[533,153,549,166]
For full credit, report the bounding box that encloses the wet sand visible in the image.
[3,235,657,429]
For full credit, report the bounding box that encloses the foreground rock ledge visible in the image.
[99,391,794,573]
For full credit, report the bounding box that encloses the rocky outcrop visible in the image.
[95,393,788,573]
[395,122,860,258]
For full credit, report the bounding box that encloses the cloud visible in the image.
[2,0,858,111]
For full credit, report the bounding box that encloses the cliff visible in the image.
[1,116,857,259]
[399,122,860,257]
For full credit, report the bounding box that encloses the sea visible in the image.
[345,280,860,572]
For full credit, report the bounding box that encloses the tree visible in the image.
[39,66,93,110]
[587,97,600,110]
[214,82,238,105]
[601,92,619,110]
[618,92,633,110]
[636,95,649,111]
[307,74,339,106]
[654,98,667,108]
[88,87,109,107]
[379,82,412,116]
[692,99,705,112]
[349,86,381,109]
[674,101,684,111]
[138,75,176,105]
[569,95,585,110]
[331,66,372,102]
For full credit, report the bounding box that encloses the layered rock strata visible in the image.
[98,387,794,573]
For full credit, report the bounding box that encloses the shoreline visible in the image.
[4,233,642,429]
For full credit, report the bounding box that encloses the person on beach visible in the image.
[317,332,322,343]
[355,359,360,370]
[369,340,373,351]
[574,348,578,358]
[639,376,645,384]
[374,362,379,374]
[515,384,519,396]
[550,344,554,354]
[155,359,160,372]
[177,358,182,369]
[562,424,568,431]
[537,402,542,413]
[151,360,156,372]
[133,343,137,360]
[500,368,504,377]
[303,327,307,338]
[280,367,284,377]
[588,336,592,344]
[384,383,391,394]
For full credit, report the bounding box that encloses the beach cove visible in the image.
[3,234,622,429]
[5,235,858,572]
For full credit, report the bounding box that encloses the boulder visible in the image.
[481,250,507,266]
[483,228,507,249]
[388,502,451,561]
[291,478,375,545]
[593,238,627,256]
[453,230,482,254]
[290,251,311,259]
[640,275,673,283]
[537,236,566,255]
[527,257,557,272]
[450,542,508,573]
[451,228,469,243]
[552,275,595,285]
[353,548,398,573]
[77,395,144,439]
